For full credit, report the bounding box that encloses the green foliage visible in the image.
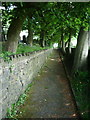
[72,71,90,120]
[9,65,14,73]
[0,44,52,61]
[2,2,90,48]
[16,44,42,54]
[7,82,34,118]
[16,44,52,54]
[0,51,13,62]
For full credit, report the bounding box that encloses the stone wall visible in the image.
[0,49,53,119]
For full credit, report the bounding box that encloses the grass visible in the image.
[0,43,52,60]
[71,71,90,120]
[16,44,50,54]
[7,82,34,119]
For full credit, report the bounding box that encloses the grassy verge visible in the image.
[71,71,90,120]
[0,44,52,60]
[16,44,51,54]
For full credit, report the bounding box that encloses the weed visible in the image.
[0,51,13,62]
[45,86,48,89]
[7,82,34,118]
[9,65,14,73]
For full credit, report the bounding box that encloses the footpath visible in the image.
[15,49,79,119]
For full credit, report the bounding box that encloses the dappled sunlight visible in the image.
[81,111,89,115]
[50,58,61,63]
[58,58,61,62]
[38,74,40,77]
[50,58,55,61]
[71,113,77,117]
[43,70,48,73]
[65,103,70,106]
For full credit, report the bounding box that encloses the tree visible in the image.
[6,16,26,53]
[27,17,33,46]
[0,2,2,42]
[72,28,88,73]
[61,30,66,53]
[2,3,27,52]
[55,2,89,73]
[3,2,48,52]
[40,30,45,47]
[72,3,90,73]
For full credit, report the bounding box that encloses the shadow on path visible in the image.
[15,49,79,119]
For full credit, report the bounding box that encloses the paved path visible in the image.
[15,50,78,119]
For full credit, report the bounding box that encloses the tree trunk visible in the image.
[72,28,88,74]
[45,40,47,46]
[0,2,2,42]
[23,35,27,44]
[65,41,68,48]
[59,40,62,48]
[40,31,45,47]
[67,31,72,54]
[6,16,25,53]
[89,30,90,48]
[27,28,33,46]
[27,17,33,46]
[61,32,65,53]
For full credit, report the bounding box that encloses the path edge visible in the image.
[58,50,82,120]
